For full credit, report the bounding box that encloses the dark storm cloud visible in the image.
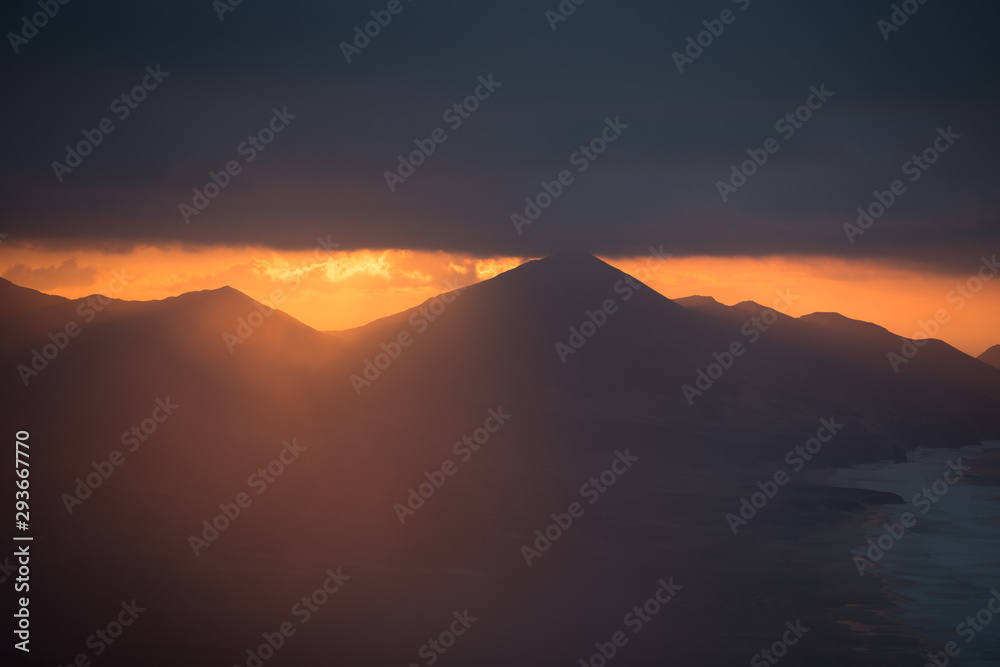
[1,0,998,269]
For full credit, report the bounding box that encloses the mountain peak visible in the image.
[674,295,721,309]
[525,251,610,271]
[0,276,72,312]
[980,345,1000,370]
[470,252,629,296]
[159,284,251,305]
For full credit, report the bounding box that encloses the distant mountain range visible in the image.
[980,344,1000,370]
[2,253,998,666]
[9,252,995,460]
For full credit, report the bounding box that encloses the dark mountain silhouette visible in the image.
[676,292,1000,455]
[2,254,998,667]
[980,344,1000,370]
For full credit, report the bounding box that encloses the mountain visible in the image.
[2,254,999,667]
[675,292,1000,455]
[980,344,1000,370]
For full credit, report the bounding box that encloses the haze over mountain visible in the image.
[2,254,999,666]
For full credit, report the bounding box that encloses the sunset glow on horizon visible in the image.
[2,243,996,356]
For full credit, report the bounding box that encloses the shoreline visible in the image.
[795,441,1000,665]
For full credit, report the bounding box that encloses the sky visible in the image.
[1,0,998,353]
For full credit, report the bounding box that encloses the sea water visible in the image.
[833,441,1000,666]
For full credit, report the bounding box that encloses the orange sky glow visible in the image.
[2,243,997,356]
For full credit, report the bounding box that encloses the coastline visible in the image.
[817,441,1000,665]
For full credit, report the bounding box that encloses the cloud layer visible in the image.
[1,0,998,269]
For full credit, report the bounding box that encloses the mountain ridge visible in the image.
[980,344,1000,370]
